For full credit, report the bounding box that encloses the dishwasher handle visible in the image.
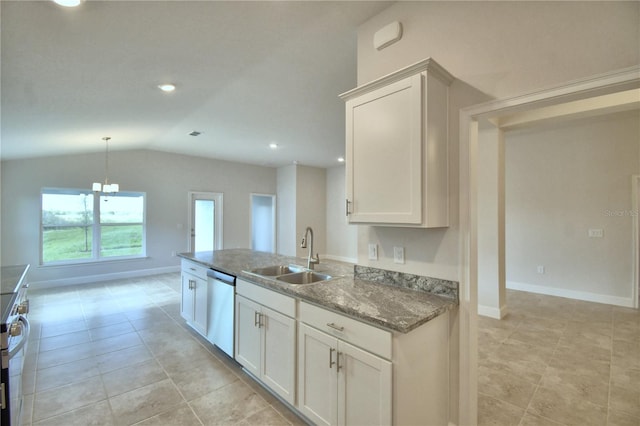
[207,269,236,286]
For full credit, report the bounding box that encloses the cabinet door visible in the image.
[261,306,296,405]
[346,74,423,224]
[298,323,338,426]
[191,276,208,336]
[338,340,392,426]
[180,273,195,322]
[235,295,261,377]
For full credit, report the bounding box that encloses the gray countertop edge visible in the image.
[179,250,458,334]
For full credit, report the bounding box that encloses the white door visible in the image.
[261,306,296,404]
[298,323,337,426]
[235,295,261,377]
[337,340,392,426]
[251,193,276,253]
[189,192,223,252]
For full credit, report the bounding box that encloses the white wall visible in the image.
[277,165,297,256]
[1,150,276,284]
[505,111,640,305]
[355,1,639,282]
[325,165,357,263]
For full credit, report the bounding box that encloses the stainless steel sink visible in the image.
[250,265,305,276]
[276,271,332,285]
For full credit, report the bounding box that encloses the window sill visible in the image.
[40,256,150,268]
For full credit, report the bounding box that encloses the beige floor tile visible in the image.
[133,402,203,426]
[32,376,107,422]
[612,339,640,369]
[168,356,239,401]
[519,412,567,426]
[477,365,537,409]
[102,359,168,397]
[607,409,640,426]
[95,343,154,374]
[109,378,184,425]
[36,341,94,370]
[32,400,115,426]
[89,321,135,341]
[477,393,525,426]
[238,406,292,426]
[40,320,88,339]
[610,384,640,419]
[39,330,92,352]
[88,331,143,356]
[528,385,607,426]
[36,356,100,393]
[190,380,269,425]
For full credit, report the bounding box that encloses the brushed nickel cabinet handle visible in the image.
[329,347,336,369]
[327,322,344,332]
[337,351,343,371]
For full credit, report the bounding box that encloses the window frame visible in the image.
[41,187,147,265]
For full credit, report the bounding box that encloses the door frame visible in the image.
[633,175,640,309]
[457,65,640,425]
[187,191,223,252]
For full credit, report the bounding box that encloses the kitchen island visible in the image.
[179,249,458,426]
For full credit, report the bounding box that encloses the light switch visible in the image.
[393,246,405,264]
[368,244,378,260]
[537,265,545,274]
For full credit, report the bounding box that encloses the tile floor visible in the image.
[20,273,639,425]
[478,289,640,426]
[21,273,306,426]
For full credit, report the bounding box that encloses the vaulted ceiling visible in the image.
[1,1,392,168]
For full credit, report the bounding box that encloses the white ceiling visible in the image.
[1,1,392,168]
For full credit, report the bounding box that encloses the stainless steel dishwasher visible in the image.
[206,268,236,358]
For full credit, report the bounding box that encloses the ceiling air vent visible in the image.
[188,131,201,137]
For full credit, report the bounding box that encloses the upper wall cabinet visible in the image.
[340,58,453,227]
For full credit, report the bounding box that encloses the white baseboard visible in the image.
[507,280,635,308]
[29,266,181,290]
[478,304,509,319]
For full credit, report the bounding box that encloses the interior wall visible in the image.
[356,0,640,282]
[277,165,297,256]
[505,111,640,305]
[294,165,326,260]
[1,149,277,284]
[325,165,357,263]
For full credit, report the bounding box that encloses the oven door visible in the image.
[3,315,30,426]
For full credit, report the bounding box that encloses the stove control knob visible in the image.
[9,322,22,337]
[17,300,29,315]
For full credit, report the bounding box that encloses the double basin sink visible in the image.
[247,264,332,285]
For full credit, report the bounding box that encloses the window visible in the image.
[41,188,146,264]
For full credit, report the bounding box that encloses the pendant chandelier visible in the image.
[92,136,119,194]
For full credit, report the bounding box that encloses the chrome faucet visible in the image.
[300,226,320,270]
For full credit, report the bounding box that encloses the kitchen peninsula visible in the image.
[180,249,458,426]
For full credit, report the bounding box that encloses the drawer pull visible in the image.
[337,351,343,371]
[327,322,344,332]
[329,347,336,369]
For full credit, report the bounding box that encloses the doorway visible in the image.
[251,193,276,253]
[188,192,223,252]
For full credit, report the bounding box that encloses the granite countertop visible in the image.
[180,249,458,334]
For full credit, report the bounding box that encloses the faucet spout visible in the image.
[301,226,320,270]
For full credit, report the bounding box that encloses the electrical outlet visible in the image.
[588,229,604,238]
[368,244,378,260]
[537,265,545,274]
[393,246,405,264]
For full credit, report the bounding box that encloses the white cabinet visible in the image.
[235,279,296,405]
[297,302,392,426]
[180,259,208,336]
[340,58,453,227]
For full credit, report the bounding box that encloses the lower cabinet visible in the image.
[181,260,208,336]
[235,280,296,405]
[297,323,392,426]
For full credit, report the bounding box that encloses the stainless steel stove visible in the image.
[1,264,30,426]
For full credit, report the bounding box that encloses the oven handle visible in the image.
[8,315,30,359]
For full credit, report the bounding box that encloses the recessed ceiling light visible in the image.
[53,0,82,7]
[158,84,176,92]
[269,143,278,149]
[337,157,345,163]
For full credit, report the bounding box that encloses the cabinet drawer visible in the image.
[299,301,391,359]
[181,259,208,280]
[236,279,296,318]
